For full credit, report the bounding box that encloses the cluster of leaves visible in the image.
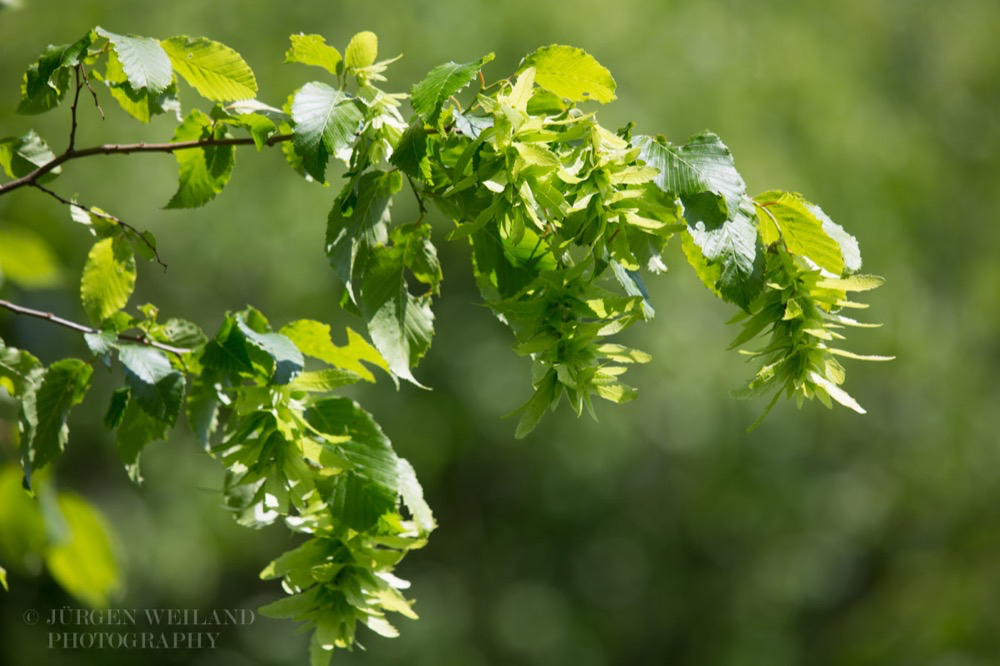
[0,25,889,663]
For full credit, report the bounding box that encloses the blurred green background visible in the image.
[2,0,999,664]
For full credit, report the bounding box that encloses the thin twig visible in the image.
[68,66,84,150]
[406,175,427,219]
[0,299,190,356]
[79,66,104,119]
[0,133,293,197]
[30,183,167,271]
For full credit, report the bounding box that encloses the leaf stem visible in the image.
[0,299,190,356]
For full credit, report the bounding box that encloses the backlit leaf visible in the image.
[520,45,615,104]
[80,237,136,325]
[286,34,342,75]
[161,35,258,101]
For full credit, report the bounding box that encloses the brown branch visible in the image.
[0,133,293,197]
[68,66,84,150]
[0,299,190,357]
[30,182,167,270]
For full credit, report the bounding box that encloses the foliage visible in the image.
[0,26,889,664]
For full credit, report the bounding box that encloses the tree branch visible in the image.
[0,133,293,197]
[30,182,168,270]
[0,299,190,356]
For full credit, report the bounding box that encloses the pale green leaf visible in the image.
[99,49,180,124]
[0,131,60,180]
[80,237,136,325]
[396,458,434,532]
[809,371,866,414]
[96,27,173,94]
[519,45,616,103]
[291,82,363,182]
[161,36,258,102]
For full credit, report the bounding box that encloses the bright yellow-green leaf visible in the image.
[754,192,844,274]
[161,36,258,102]
[520,45,616,104]
[279,321,388,382]
[80,237,136,325]
[286,34,342,75]
[345,31,378,70]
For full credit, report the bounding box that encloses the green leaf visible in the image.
[289,369,360,392]
[19,359,93,482]
[344,31,378,70]
[638,133,764,308]
[96,27,173,94]
[291,82,363,182]
[0,226,61,288]
[0,564,6,591]
[279,321,388,382]
[161,36,257,102]
[185,377,220,449]
[80,237,136,325]
[0,131,59,181]
[753,191,845,275]
[806,202,862,274]
[116,345,185,424]
[116,399,169,483]
[305,398,399,530]
[44,493,119,608]
[410,54,494,125]
[236,319,304,385]
[229,112,277,151]
[104,387,130,430]
[259,587,321,619]
[389,119,431,182]
[519,45,616,104]
[286,34,342,75]
[165,109,235,208]
[326,170,401,292]
[0,341,42,397]
[513,369,558,439]
[686,199,764,309]
[98,49,180,124]
[357,226,439,386]
[396,458,434,532]
[636,132,746,216]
